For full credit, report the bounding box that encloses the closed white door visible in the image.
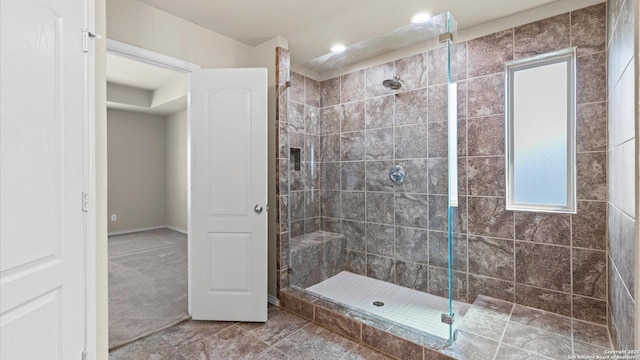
[0,0,87,358]
[190,68,267,321]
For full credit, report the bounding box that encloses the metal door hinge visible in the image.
[82,192,90,212]
[83,29,100,53]
[82,350,91,360]
[441,313,455,325]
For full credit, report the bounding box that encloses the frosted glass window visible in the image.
[506,48,576,213]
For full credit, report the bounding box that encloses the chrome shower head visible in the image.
[382,75,402,90]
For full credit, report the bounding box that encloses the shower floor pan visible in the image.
[307,271,470,340]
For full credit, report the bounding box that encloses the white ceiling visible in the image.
[107,53,185,90]
[135,0,566,63]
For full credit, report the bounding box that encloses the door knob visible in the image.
[254,204,263,214]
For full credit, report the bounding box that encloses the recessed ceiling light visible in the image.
[331,44,346,53]
[411,12,431,24]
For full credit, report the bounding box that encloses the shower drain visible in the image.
[373,301,384,307]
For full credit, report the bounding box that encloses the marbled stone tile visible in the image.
[305,219,321,235]
[510,305,571,337]
[290,191,304,222]
[386,326,448,352]
[341,191,365,221]
[576,151,606,200]
[427,158,447,195]
[342,344,395,360]
[428,46,448,86]
[277,121,289,158]
[429,266,468,302]
[321,217,342,233]
[237,306,308,345]
[342,101,365,132]
[427,121,447,158]
[158,320,232,350]
[366,254,395,282]
[276,47,290,74]
[470,294,515,319]
[457,81,468,122]
[366,160,395,192]
[305,106,320,135]
[395,88,428,126]
[573,319,612,349]
[305,190,320,219]
[278,196,289,234]
[320,134,340,162]
[467,115,505,156]
[361,324,423,360]
[304,161,320,189]
[323,237,346,279]
[342,220,365,251]
[573,341,611,357]
[467,29,514,78]
[290,244,322,287]
[288,102,305,132]
[577,102,607,152]
[458,308,509,341]
[342,70,365,103]
[514,212,570,246]
[321,77,340,108]
[365,223,394,257]
[395,260,429,292]
[440,330,499,360]
[515,284,571,316]
[110,333,186,359]
[609,257,635,351]
[467,156,505,196]
[366,62,396,98]
[305,77,321,107]
[177,325,269,360]
[573,248,606,300]
[303,134,319,162]
[278,269,290,291]
[427,84,447,122]
[365,192,394,224]
[277,158,289,195]
[394,193,428,228]
[321,190,340,218]
[290,72,305,104]
[340,131,366,161]
[345,250,367,275]
[572,200,606,250]
[320,162,340,190]
[515,242,570,292]
[501,322,572,360]
[428,231,467,271]
[279,232,290,270]
[608,204,635,294]
[468,73,504,118]
[395,158,429,194]
[321,105,342,135]
[470,273,513,303]
[428,195,468,233]
[467,197,514,239]
[341,161,365,191]
[279,287,317,320]
[291,220,302,239]
[494,344,549,360]
[395,226,429,263]
[572,295,607,325]
[394,53,428,91]
[278,84,289,121]
[366,127,393,160]
[366,95,395,129]
[468,236,514,281]
[254,348,289,360]
[275,323,358,360]
[577,52,607,104]
[314,307,361,342]
[571,3,606,56]
[514,13,570,60]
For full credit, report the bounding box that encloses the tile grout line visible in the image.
[491,303,515,360]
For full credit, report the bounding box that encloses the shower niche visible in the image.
[277,11,464,348]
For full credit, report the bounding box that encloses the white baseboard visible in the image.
[108,225,168,236]
[268,294,280,306]
[166,225,188,235]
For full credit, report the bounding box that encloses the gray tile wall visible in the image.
[283,4,609,324]
[607,0,636,350]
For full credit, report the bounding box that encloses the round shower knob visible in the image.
[389,166,406,185]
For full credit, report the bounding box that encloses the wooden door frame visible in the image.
[104,39,201,315]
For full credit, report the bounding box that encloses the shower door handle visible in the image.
[254,204,263,214]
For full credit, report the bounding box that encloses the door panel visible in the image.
[0,0,86,358]
[191,68,267,321]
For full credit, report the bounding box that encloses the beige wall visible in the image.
[106,0,254,68]
[107,109,167,233]
[166,110,188,232]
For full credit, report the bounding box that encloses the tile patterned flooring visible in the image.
[110,295,613,360]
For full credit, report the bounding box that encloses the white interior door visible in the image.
[190,68,267,321]
[0,0,87,358]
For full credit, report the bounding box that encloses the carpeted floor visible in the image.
[108,228,190,350]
